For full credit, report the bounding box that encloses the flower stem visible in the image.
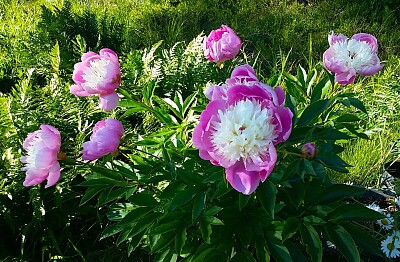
[277,149,304,158]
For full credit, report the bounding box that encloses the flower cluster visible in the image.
[21,48,124,188]
[193,64,293,194]
[367,200,400,258]
[323,32,382,85]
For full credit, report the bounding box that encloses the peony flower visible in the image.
[20,125,62,188]
[381,233,400,258]
[82,118,124,160]
[301,142,317,159]
[70,48,121,111]
[194,65,293,194]
[323,32,382,85]
[204,25,242,63]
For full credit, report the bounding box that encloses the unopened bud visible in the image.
[301,143,317,159]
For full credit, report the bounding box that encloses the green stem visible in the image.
[277,149,304,158]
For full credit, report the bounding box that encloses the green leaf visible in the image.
[129,192,159,206]
[315,184,365,205]
[125,213,159,241]
[150,232,175,252]
[89,165,124,181]
[143,80,156,104]
[303,215,326,225]
[79,185,110,206]
[203,206,223,217]
[348,97,367,113]
[282,217,300,241]
[100,224,124,240]
[342,223,383,257]
[266,235,293,262]
[255,237,270,262]
[300,223,322,262]
[335,114,360,122]
[169,186,199,211]
[257,180,276,218]
[239,193,251,211]
[310,75,330,103]
[298,99,331,126]
[192,191,205,223]
[327,204,386,222]
[151,220,182,235]
[200,219,212,243]
[119,207,154,225]
[323,225,360,262]
[231,250,257,262]
[175,226,187,255]
[127,230,146,256]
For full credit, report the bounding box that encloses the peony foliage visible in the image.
[17,27,388,261]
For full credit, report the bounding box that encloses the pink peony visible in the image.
[20,125,62,188]
[82,118,124,161]
[204,25,242,63]
[70,48,121,111]
[301,142,317,159]
[323,32,382,85]
[194,65,293,194]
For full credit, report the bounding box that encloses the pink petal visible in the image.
[99,92,119,111]
[45,162,61,188]
[335,72,356,85]
[70,84,91,96]
[351,33,378,53]
[328,32,347,46]
[225,162,261,195]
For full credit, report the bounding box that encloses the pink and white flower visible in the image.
[20,125,62,188]
[82,118,124,161]
[70,48,121,111]
[204,25,242,63]
[194,65,293,194]
[323,32,382,85]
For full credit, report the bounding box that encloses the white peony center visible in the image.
[332,39,374,71]
[82,58,110,88]
[211,99,276,163]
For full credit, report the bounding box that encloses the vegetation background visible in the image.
[0,0,399,260]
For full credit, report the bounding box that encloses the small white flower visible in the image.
[366,203,384,214]
[381,234,400,258]
[395,196,400,208]
[377,213,394,231]
[326,240,336,249]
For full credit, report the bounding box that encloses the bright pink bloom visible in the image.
[194,65,293,194]
[82,118,124,160]
[20,125,61,188]
[323,32,382,85]
[204,25,242,63]
[70,48,121,111]
[301,142,317,159]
